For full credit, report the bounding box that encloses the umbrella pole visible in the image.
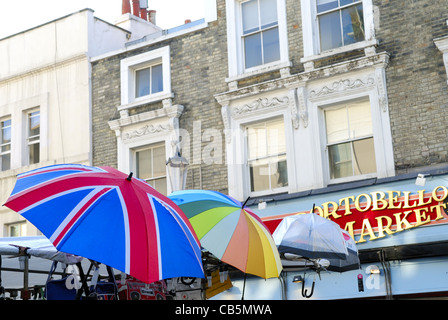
[241,273,247,300]
[22,255,29,300]
[241,197,251,208]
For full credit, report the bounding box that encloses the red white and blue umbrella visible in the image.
[3,164,204,284]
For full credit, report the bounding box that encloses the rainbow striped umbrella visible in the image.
[169,190,282,279]
[4,164,204,284]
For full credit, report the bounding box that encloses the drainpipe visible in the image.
[122,0,131,14]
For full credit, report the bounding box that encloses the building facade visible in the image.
[92,1,224,196]
[2,0,448,299]
[92,0,448,299]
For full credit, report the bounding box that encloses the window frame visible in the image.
[220,93,296,200]
[0,117,11,171]
[300,0,376,63]
[316,0,365,52]
[134,61,164,99]
[133,143,168,195]
[0,94,48,170]
[241,0,281,70]
[323,99,377,182]
[226,0,290,80]
[8,221,27,237]
[120,46,172,110]
[26,108,40,166]
[245,117,289,194]
[313,87,393,186]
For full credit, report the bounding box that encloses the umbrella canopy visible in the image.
[326,230,360,272]
[272,213,348,260]
[169,190,282,279]
[3,164,204,284]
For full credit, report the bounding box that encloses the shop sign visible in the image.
[315,186,448,243]
[263,186,448,243]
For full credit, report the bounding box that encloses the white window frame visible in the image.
[322,98,376,182]
[0,117,11,171]
[225,0,290,81]
[120,46,172,111]
[300,0,377,63]
[221,93,297,201]
[25,108,40,166]
[133,142,167,195]
[245,117,289,196]
[7,221,27,237]
[309,74,395,186]
[0,93,48,171]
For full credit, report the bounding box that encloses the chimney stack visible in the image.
[131,0,140,18]
[140,8,148,21]
[122,0,131,14]
[148,10,156,24]
[119,0,156,28]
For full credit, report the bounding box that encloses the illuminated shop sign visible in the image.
[263,186,448,243]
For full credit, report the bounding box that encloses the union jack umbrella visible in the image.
[3,164,204,284]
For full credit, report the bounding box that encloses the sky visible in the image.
[0,0,206,39]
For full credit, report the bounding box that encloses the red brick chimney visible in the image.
[122,0,131,14]
[140,8,148,21]
[131,0,140,18]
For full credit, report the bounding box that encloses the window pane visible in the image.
[137,149,152,179]
[353,138,376,175]
[244,33,263,68]
[325,106,349,144]
[1,119,11,144]
[242,0,259,34]
[340,0,357,7]
[319,10,342,51]
[248,122,267,159]
[260,0,278,29]
[328,142,352,179]
[250,159,270,192]
[263,27,280,64]
[29,111,40,137]
[347,100,372,139]
[152,145,166,178]
[267,118,286,155]
[151,177,167,196]
[317,0,338,13]
[248,118,288,192]
[342,4,364,46]
[136,68,150,98]
[270,155,288,189]
[28,111,40,165]
[29,143,40,164]
[151,64,163,94]
[136,145,166,194]
[1,153,10,171]
[10,225,20,237]
[9,223,27,237]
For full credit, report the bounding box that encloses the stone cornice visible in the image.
[214,52,390,105]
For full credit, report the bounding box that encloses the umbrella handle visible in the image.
[302,278,315,299]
